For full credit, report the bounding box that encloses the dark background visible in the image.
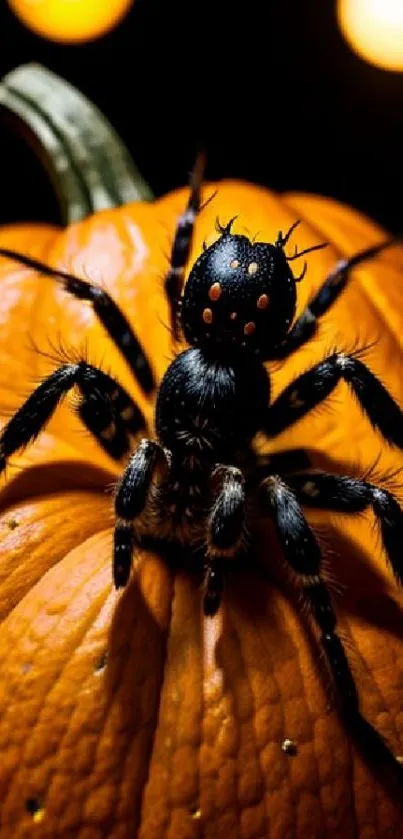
[0,0,402,232]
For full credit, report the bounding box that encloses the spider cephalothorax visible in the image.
[180,217,325,358]
[181,220,296,355]
[0,156,403,781]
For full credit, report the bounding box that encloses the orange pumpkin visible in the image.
[1,66,403,839]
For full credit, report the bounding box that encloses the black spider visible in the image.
[0,155,403,782]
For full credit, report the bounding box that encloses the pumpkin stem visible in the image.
[0,63,154,224]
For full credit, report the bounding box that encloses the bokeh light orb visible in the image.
[8,0,134,44]
[337,0,403,72]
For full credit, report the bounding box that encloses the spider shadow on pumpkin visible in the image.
[253,512,403,641]
[277,442,403,623]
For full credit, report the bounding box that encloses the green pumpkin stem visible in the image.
[0,63,154,224]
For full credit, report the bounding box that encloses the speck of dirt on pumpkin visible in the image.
[25,798,45,822]
[94,650,109,672]
[7,518,19,530]
[281,738,298,756]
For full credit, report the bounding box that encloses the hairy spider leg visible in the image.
[275,221,328,283]
[0,248,155,396]
[113,439,165,586]
[287,470,403,586]
[274,238,399,359]
[164,151,206,340]
[260,473,403,782]
[204,465,246,616]
[0,362,145,465]
[265,352,403,450]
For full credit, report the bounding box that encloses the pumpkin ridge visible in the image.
[43,592,121,836]
[258,616,309,836]
[29,239,60,386]
[0,228,59,410]
[307,616,359,836]
[138,571,201,839]
[232,607,275,839]
[281,195,403,365]
[50,592,138,836]
[239,569,360,835]
[0,526,112,681]
[136,562,177,837]
[347,617,402,749]
[0,461,117,511]
[0,491,112,620]
[245,600,311,837]
[0,530,113,821]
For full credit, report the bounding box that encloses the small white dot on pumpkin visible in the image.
[282,738,298,756]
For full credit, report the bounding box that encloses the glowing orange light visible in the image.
[8,0,134,44]
[337,0,403,72]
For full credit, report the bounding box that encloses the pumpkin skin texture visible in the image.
[0,183,403,839]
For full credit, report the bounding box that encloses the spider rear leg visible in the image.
[204,465,246,616]
[0,248,156,396]
[260,474,359,710]
[113,440,167,587]
[274,238,398,359]
[287,471,403,586]
[0,361,145,468]
[164,151,206,340]
[259,474,403,779]
[265,352,403,450]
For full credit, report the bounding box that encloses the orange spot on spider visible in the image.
[202,308,213,324]
[244,321,256,336]
[230,259,240,269]
[257,293,269,310]
[208,282,222,301]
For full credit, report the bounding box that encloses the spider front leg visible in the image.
[0,249,156,395]
[203,465,246,616]
[113,440,167,587]
[265,351,403,449]
[273,238,398,360]
[0,361,145,468]
[164,151,206,340]
[260,474,403,779]
[287,471,403,586]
